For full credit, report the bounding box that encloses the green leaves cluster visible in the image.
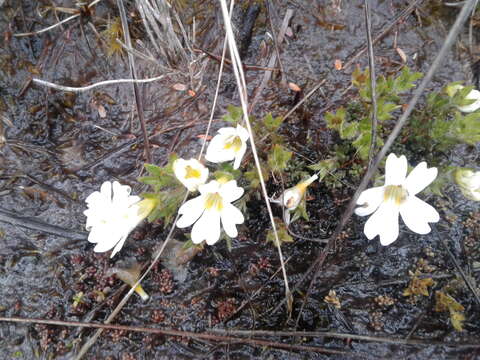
[139,154,185,224]
[325,66,423,160]
[409,83,480,151]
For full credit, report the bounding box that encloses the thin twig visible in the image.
[434,225,480,307]
[0,316,351,356]
[219,0,293,315]
[292,0,478,321]
[117,0,152,163]
[32,75,167,93]
[364,0,378,169]
[13,0,103,37]
[0,207,87,241]
[265,0,286,84]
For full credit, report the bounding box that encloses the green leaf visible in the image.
[308,157,338,180]
[325,107,346,131]
[223,105,243,124]
[144,163,163,177]
[264,113,283,131]
[340,121,358,139]
[268,144,292,173]
[376,99,400,121]
[266,219,293,245]
[392,67,423,94]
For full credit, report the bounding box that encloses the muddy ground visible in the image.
[0,0,479,359]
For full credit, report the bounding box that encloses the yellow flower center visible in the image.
[204,192,223,211]
[224,135,242,152]
[185,165,201,179]
[383,185,408,205]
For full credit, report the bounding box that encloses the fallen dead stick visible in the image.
[1,316,478,351]
[0,207,87,241]
[0,317,351,356]
[210,328,480,348]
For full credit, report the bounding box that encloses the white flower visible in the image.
[271,174,318,224]
[84,181,156,257]
[173,158,209,191]
[449,84,480,113]
[355,154,440,246]
[279,174,318,211]
[205,124,250,169]
[176,179,244,245]
[455,168,480,201]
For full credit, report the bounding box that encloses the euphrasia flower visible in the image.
[271,174,318,224]
[355,154,440,246]
[454,168,480,201]
[84,181,157,257]
[448,84,480,113]
[279,174,318,210]
[205,124,250,169]
[176,179,244,245]
[173,158,209,191]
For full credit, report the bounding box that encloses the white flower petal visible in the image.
[355,186,385,216]
[282,187,302,210]
[399,195,439,234]
[363,201,400,246]
[218,127,237,136]
[100,181,113,197]
[110,235,128,258]
[219,180,244,202]
[205,133,235,163]
[385,153,408,186]
[221,203,244,238]
[191,210,221,245]
[236,124,250,140]
[404,162,437,196]
[233,142,247,169]
[177,196,206,228]
[458,89,480,112]
[198,180,221,195]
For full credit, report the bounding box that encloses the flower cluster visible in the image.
[171,124,250,246]
[83,181,156,257]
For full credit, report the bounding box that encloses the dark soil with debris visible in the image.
[0,0,479,359]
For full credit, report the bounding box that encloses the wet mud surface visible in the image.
[0,0,479,359]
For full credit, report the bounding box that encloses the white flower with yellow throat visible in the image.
[205,124,250,169]
[176,178,244,245]
[173,158,209,192]
[355,154,440,246]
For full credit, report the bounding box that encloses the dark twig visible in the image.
[210,328,480,348]
[117,0,152,164]
[0,317,350,356]
[2,316,480,351]
[266,0,286,84]
[291,0,478,321]
[0,207,87,241]
[364,0,378,169]
[434,225,480,307]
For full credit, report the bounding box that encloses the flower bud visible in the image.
[280,174,318,211]
[454,168,480,201]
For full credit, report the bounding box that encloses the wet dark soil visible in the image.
[1,0,480,359]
